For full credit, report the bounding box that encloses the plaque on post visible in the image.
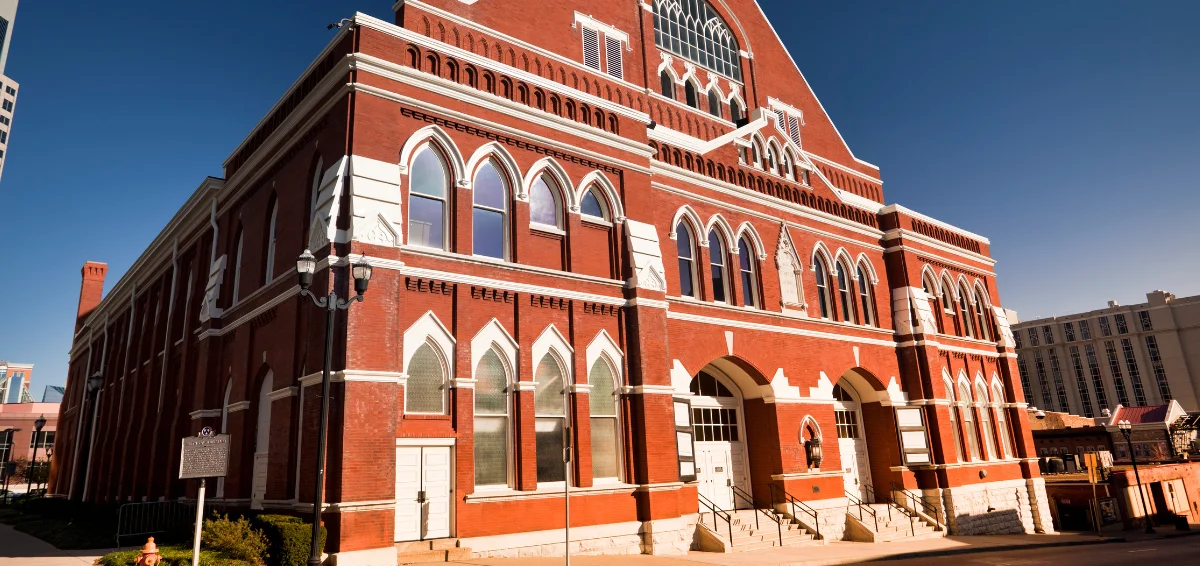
[179,429,230,566]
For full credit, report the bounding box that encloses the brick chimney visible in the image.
[76,262,108,333]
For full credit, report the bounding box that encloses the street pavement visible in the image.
[879,533,1200,564]
[0,523,109,566]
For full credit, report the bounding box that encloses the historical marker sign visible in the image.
[179,434,230,479]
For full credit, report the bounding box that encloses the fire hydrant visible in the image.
[134,537,160,566]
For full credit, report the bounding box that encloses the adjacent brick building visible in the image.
[50,1,1055,563]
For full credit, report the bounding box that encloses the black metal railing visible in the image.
[115,499,224,548]
[890,481,943,533]
[697,493,735,547]
[729,483,782,546]
[845,490,878,531]
[768,483,821,540]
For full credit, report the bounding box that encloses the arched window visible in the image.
[708,89,722,117]
[958,284,975,338]
[856,265,875,327]
[922,276,943,333]
[474,349,509,487]
[993,383,1014,458]
[265,201,278,283]
[408,145,449,250]
[676,222,697,297]
[406,343,446,414]
[730,100,744,123]
[308,156,324,235]
[958,382,981,460]
[684,80,700,109]
[708,230,728,303]
[589,358,621,481]
[944,376,964,462]
[767,146,780,176]
[737,237,758,308]
[941,277,957,333]
[782,152,795,181]
[652,0,743,81]
[580,187,608,221]
[836,261,855,323]
[973,289,992,341]
[814,257,832,319]
[534,354,568,483]
[529,173,562,229]
[660,70,675,99]
[976,382,997,459]
[473,160,508,259]
[751,138,764,168]
[232,229,244,304]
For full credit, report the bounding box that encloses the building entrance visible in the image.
[690,369,751,510]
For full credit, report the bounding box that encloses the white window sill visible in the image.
[464,482,638,502]
[530,224,566,236]
[581,216,613,228]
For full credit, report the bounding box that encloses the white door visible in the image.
[250,453,268,509]
[251,378,272,510]
[690,369,751,511]
[395,446,453,542]
[834,383,872,502]
[696,446,734,511]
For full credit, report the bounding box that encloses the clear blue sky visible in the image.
[2,1,1197,394]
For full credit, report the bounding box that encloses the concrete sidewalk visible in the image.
[447,532,1127,566]
[0,523,110,566]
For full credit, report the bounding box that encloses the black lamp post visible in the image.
[29,414,45,495]
[1118,419,1155,534]
[297,249,372,566]
[1,427,18,503]
[43,446,53,493]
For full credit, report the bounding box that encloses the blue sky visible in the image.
[2,1,1197,393]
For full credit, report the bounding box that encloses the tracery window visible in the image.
[406,343,447,414]
[653,0,743,81]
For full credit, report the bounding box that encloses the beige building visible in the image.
[1013,290,1200,415]
[0,0,19,182]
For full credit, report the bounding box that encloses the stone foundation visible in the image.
[916,478,1055,535]
[464,516,696,558]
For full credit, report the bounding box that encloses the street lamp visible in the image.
[1,427,18,503]
[30,415,45,496]
[1118,420,1156,534]
[297,250,372,566]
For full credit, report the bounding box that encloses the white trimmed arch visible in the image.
[921,265,942,296]
[705,214,737,253]
[990,373,1006,403]
[833,247,856,276]
[670,205,705,243]
[465,142,521,193]
[471,319,518,386]
[811,241,835,273]
[403,311,456,383]
[854,253,880,284]
[585,330,624,391]
[399,125,466,187]
[799,414,823,442]
[574,171,625,220]
[939,270,959,300]
[973,280,993,308]
[532,324,574,381]
[734,221,767,260]
[942,367,956,401]
[956,274,974,303]
[974,372,990,403]
[521,157,574,208]
[956,369,973,401]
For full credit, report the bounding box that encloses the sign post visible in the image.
[179,428,229,566]
[1085,452,1101,537]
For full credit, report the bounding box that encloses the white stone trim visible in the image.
[189,409,222,420]
[395,437,456,447]
[226,401,251,413]
[329,547,397,566]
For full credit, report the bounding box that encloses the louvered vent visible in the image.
[606,36,623,79]
[582,28,601,71]
[788,115,802,146]
[774,109,788,136]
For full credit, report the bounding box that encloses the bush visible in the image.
[203,513,268,565]
[252,514,326,566]
[98,544,255,566]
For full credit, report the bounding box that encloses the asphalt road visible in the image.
[876,536,1200,565]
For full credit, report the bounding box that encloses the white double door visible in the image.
[696,442,748,511]
[395,446,452,542]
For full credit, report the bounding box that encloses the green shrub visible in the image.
[252,514,326,566]
[203,513,268,565]
[98,544,254,566]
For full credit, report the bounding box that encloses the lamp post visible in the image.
[1118,419,1155,534]
[43,447,53,493]
[296,249,372,566]
[29,415,45,496]
[1,427,18,503]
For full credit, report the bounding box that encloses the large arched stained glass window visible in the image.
[653,0,743,81]
[534,354,568,483]
[474,349,509,487]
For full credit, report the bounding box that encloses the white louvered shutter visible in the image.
[606,36,623,79]
[582,27,601,71]
[788,115,802,145]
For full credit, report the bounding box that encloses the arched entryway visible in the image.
[833,380,873,502]
[250,373,272,510]
[690,366,752,510]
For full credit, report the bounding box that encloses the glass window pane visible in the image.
[474,161,507,210]
[581,189,605,219]
[591,417,619,479]
[676,223,693,259]
[589,360,617,416]
[474,416,508,486]
[530,175,560,227]
[473,208,505,259]
[475,350,508,415]
[408,196,444,249]
[410,148,447,198]
[406,344,444,413]
[535,354,565,416]
[536,417,565,482]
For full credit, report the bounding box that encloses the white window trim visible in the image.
[471,322,517,490]
[402,311,456,416]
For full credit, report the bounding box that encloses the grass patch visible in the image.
[98,544,255,566]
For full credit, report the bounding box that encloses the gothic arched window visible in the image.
[653,0,743,81]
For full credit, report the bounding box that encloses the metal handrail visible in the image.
[864,484,892,522]
[729,483,782,546]
[845,490,878,531]
[698,493,735,547]
[768,483,821,540]
[890,481,943,533]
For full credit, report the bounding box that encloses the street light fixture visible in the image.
[2,427,20,503]
[297,250,372,566]
[1118,419,1156,534]
[30,415,45,495]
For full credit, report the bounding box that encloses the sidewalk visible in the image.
[0,523,110,566]
[447,532,1131,566]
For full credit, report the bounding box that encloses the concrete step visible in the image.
[395,540,472,564]
[727,534,822,552]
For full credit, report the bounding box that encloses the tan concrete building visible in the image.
[1013,291,1200,415]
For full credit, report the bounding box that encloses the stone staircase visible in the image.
[845,503,943,543]
[395,539,473,563]
[696,508,821,552]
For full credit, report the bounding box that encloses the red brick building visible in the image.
[50,1,1055,563]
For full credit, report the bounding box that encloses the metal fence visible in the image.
[115,499,225,548]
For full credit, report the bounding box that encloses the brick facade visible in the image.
[50,1,1054,562]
